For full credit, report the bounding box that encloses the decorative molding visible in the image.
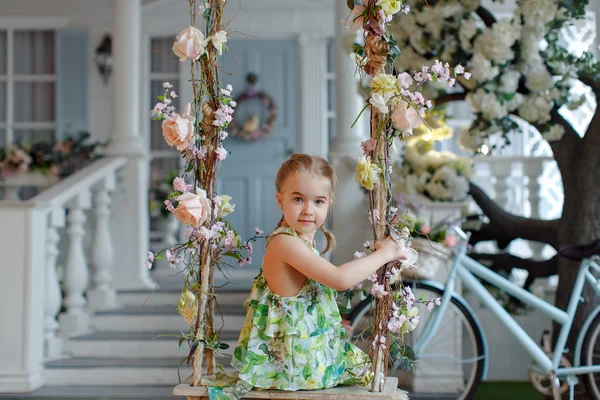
[0,16,69,29]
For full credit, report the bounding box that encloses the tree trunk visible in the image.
[545,115,600,399]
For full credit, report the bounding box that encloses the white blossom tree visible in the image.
[386,0,600,388]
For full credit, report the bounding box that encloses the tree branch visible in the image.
[469,182,560,249]
[435,92,467,106]
[467,222,516,250]
[475,6,497,27]
[470,253,558,290]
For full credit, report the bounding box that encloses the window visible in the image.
[148,37,181,183]
[0,29,55,147]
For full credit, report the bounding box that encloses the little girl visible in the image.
[203,154,409,399]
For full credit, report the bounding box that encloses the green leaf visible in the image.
[217,342,230,350]
[322,365,334,385]
[157,95,165,101]
[246,351,267,365]
[302,364,312,380]
[317,307,326,329]
[234,346,244,362]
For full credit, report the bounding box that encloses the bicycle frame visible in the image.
[415,246,600,378]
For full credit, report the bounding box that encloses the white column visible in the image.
[329,1,367,161]
[87,176,119,310]
[329,1,370,265]
[59,195,91,336]
[106,0,154,290]
[43,209,64,360]
[0,204,46,392]
[298,33,328,159]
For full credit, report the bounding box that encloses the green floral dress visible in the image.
[202,226,373,399]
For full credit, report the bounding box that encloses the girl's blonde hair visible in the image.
[275,153,337,254]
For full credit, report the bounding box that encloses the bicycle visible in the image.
[348,225,600,400]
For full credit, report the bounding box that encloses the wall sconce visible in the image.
[95,34,113,85]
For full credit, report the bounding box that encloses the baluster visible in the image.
[523,158,546,260]
[87,178,118,310]
[59,193,91,335]
[492,159,512,210]
[44,209,65,359]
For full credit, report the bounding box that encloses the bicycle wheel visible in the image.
[348,281,485,400]
[580,308,600,399]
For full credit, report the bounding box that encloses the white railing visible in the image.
[0,156,127,389]
[472,155,561,262]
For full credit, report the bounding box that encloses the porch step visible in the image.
[64,331,240,359]
[1,384,178,399]
[117,288,251,308]
[44,357,237,386]
[91,305,247,332]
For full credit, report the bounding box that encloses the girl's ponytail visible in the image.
[276,215,285,228]
[320,224,336,254]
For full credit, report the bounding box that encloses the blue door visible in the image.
[216,39,299,288]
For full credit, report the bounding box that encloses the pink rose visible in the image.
[343,5,365,32]
[391,101,421,133]
[444,234,457,248]
[172,190,211,227]
[172,26,207,61]
[162,103,194,151]
[420,224,431,235]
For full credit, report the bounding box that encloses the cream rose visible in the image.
[162,103,194,151]
[172,189,211,227]
[369,73,398,102]
[391,101,421,133]
[172,26,207,62]
[376,0,402,16]
[355,155,382,191]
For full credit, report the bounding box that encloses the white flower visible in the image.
[216,194,235,217]
[518,95,553,124]
[470,53,499,83]
[521,0,559,30]
[396,72,413,89]
[369,93,389,114]
[459,19,477,51]
[543,124,565,142]
[499,70,521,94]
[209,30,228,55]
[520,27,544,64]
[525,63,553,92]
[473,28,515,65]
[467,89,507,120]
[425,166,469,201]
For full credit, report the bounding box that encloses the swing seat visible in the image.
[173,376,399,399]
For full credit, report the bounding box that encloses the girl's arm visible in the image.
[266,234,402,291]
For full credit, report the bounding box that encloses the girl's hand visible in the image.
[374,237,409,263]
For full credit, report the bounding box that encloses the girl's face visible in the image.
[276,172,331,241]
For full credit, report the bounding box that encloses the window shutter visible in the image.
[55,28,89,138]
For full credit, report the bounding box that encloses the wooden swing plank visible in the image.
[173,377,398,399]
